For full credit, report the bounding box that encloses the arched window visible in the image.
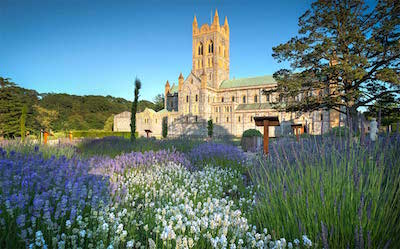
[243,96,246,103]
[231,96,235,102]
[266,94,270,102]
[221,97,224,102]
[238,116,241,122]
[208,40,214,54]
[226,117,229,122]
[195,116,198,122]
[195,94,198,102]
[254,95,258,103]
[198,42,203,55]
[186,95,189,103]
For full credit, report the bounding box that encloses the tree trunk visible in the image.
[348,106,359,134]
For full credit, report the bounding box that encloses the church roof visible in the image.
[220,75,276,89]
[170,84,179,94]
[236,103,273,111]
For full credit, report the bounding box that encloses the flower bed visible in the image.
[0,144,311,248]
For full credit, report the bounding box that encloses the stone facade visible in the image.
[113,111,131,132]
[115,10,341,138]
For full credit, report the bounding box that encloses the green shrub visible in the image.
[162,118,168,138]
[71,130,137,139]
[207,119,213,138]
[242,129,262,138]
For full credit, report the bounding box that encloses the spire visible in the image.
[193,15,198,27]
[193,15,199,34]
[212,9,219,26]
[165,80,170,96]
[224,16,229,27]
[179,72,184,79]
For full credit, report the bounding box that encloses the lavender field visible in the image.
[0,135,399,249]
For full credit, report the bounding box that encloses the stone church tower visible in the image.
[129,10,342,138]
[192,10,230,89]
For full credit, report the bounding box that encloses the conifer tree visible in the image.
[268,0,400,132]
[0,77,21,138]
[130,78,141,141]
[207,119,213,138]
[162,117,168,138]
[20,105,27,142]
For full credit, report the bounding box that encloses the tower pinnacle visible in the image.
[212,9,219,26]
[224,16,229,27]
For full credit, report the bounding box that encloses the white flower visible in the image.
[66,220,71,229]
[188,237,194,248]
[102,223,109,232]
[148,238,156,249]
[126,240,134,248]
[302,235,312,247]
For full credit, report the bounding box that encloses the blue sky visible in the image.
[1,0,316,101]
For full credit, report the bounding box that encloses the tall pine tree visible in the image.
[130,78,141,141]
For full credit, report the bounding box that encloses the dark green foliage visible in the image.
[162,117,168,138]
[39,94,132,131]
[0,77,40,138]
[242,129,262,138]
[103,115,114,131]
[20,105,27,142]
[130,78,142,142]
[365,93,400,126]
[207,119,213,138]
[153,93,165,112]
[268,0,400,132]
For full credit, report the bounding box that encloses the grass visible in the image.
[76,136,205,157]
[249,134,400,248]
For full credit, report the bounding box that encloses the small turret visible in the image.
[224,16,229,33]
[212,9,220,28]
[193,15,199,34]
[178,73,184,91]
[165,80,170,95]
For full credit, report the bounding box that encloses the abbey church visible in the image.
[114,10,341,137]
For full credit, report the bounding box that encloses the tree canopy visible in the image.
[0,77,162,137]
[0,77,40,138]
[267,0,400,130]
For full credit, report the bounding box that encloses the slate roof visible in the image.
[219,75,276,89]
[235,103,273,111]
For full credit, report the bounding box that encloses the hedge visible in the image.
[71,131,138,139]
